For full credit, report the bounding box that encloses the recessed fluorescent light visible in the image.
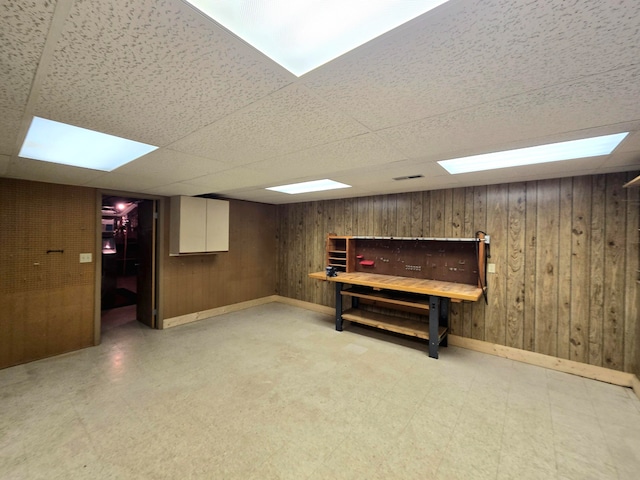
[266,179,351,194]
[19,116,158,171]
[438,132,629,174]
[185,0,450,76]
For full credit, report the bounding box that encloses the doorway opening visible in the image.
[100,195,157,332]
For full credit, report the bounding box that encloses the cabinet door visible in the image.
[206,199,229,252]
[172,196,207,253]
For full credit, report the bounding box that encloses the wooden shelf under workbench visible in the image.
[341,308,447,343]
[309,270,483,359]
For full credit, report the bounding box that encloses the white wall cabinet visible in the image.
[170,196,229,255]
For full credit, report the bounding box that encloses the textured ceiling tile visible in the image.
[140,182,212,197]
[111,148,228,183]
[83,172,171,191]
[183,166,285,192]
[616,131,640,153]
[35,0,293,146]
[304,0,640,130]
[6,157,104,185]
[0,1,56,110]
[377,65,640,161]
[169,83,369,163]
[601,151,640,169]
[246,133,406,180]
[0,106,23,155]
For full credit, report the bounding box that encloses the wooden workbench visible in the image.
[308,271,483,359]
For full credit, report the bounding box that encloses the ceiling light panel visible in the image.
[19,117,158,171]
[438,132,629,174]
[266,179,351,194]
[184,0,450,76]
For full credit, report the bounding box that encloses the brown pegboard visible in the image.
[0,179,96,294]
[353,238,479,285]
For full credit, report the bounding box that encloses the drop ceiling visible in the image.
[1,0,639,204]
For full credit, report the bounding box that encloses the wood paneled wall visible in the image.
[0,178,96,369]
[276,172,640,374]
[162,199,277,319]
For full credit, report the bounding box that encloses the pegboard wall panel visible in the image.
[0,178,96,294]
[354,238,479,284]
[0,178,96,368]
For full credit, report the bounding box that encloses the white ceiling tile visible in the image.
[377,65,640,161]
[140,182,213,197]
[2,0,640,201]
[84,172,168,192]
[599,151,640,170]
[304,0,640,130]
[247,133,407,179]
[34,0,293,147]
[6,157,104,186]
[0,1,56,110]
[111,148,228,183]
[169,83,369,163]
[184,166,285,191]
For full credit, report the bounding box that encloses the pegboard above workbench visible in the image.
[326,234,488,288]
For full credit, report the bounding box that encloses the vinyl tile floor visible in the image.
[2,302,640,479]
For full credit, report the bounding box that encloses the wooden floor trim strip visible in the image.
[447,335,635,388]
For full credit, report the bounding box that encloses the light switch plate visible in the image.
[487,263,496,273]
[79,253,92,263]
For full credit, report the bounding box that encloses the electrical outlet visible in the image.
[79,253,92,263]
[487,263,496,273]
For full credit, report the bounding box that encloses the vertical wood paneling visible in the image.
[372,195,384,236]
[449,189,466,335]
[396,193,412,237]
[570,176,591,363]
[291,203,304,303]
[557,178,573,360]
[470,186,487,340]
[462,187,475,338]
[534,179,560,356]
[602,174,626,370]
[322,201,336,306]
[506,183,526,349]
[410,192,424,237]
[443,189,454,237]
[343,198,354,235]
[624,177,639,374]
[422,191,431,235]
[589,175,606,366]
[430,189,445,237]
[310,202,323,305]
[334,199,345,236]
[523,181,537,352]
[386,195,397,237]
[355,196,369,235]
[277,172,640,373]
[485,184,508,345]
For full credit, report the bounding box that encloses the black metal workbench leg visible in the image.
[335,282,343,331]
[428,296,441,359]
[439,298,450,347]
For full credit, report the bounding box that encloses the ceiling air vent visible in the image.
[392,174,424,181]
